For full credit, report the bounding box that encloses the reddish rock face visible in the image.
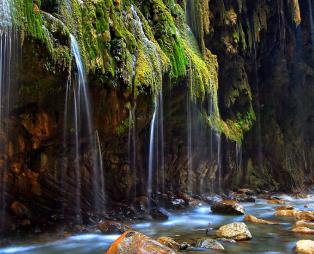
[105,231,176,254]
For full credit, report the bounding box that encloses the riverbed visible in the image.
[1,194,314,253]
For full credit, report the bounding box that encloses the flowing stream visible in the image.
[1,195,314,253]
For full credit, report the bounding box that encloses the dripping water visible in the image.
[62,35,105,222]
[148,98,157,209]
[236,143,243,185]
[308,0,314,56]
[216,133,222,192]
[0,0,13,232]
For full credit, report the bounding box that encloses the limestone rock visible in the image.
[216,222,252,241]
[211,200,245,215]
[196,238,224,250]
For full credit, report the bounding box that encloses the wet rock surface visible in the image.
[98,221,130,234]
[211,200,245,215]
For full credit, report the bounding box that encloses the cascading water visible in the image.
[236,143,243,185]
[148,98,157,208]
[186,85,193,194]
[130,5,164,205]
[62,35,105,222]
[0,0,13,232]
[216,133,222,192]
[308,0,314,53]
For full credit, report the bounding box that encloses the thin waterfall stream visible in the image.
[62,34,105,222]
[0,0,13,232]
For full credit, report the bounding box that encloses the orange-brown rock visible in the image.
[157,237,180,251]
[275,209,297,217]
[292,226,314,234]
[244,215,278,225]
[267,199,285,204]
[295,220,314,230]
[296,211,314,221]
[275,205,294,211]
[105,231,176,254]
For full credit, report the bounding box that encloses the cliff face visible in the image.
[0,0,313,233]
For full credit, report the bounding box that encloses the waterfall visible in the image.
[62,34,105,222]
[236,143,243,185]
[148,98,157,209]
[131,5,165,204]
[94,130,105,213]
[0,0,13,232]
[216,133,222,192]
[308,0,314,53]
[186,91,193,194]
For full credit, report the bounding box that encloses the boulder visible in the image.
[296,240,314,254]
[98,221,130,234]
[244,215,278,225]
[196,238,224,250]
[157,237,180,251]
[276,205,294,211]
[292,226,314,234]
[216,222,252,241]
[105,231,176,254]
[211,200,245,215]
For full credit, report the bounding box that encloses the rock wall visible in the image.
[0,0,313,233]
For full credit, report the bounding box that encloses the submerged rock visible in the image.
[105,231,176,254]
[292,226,314,234]
[275,209,297,217]
[211,200,245,215]
[267,199,285,204]
[295,220,314,230]
[157,237,180,251]
[276,205,294,211]
[244,215,278,225]
[296,240,314,254]
[216,222,252,241]
[98,221,130,234]
[196,238,224,250]
[296,211,314,221]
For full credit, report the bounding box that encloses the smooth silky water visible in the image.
[1,195,314,254]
